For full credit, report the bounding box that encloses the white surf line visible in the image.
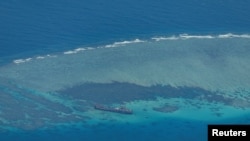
[217,33,250,38]
[13,54,57,64]
[12,33,250,64]
[63,47,96,55]
[152,33,250,41]
[13,58,32,64]
[103,39,146,48]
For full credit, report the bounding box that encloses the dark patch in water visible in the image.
[0,84,90,130]
[57,82,214,104]
[1,81,249,130]
[214,112,223,117]
[153,104,179,113]
[56,81,248,108]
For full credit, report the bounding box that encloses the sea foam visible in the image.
[5,33,250,94]
[104,39,145,48]
[2,33,249,94]
[11,33,250,66]
[151,33,250,41]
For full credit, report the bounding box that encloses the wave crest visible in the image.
[12,33,250,64]
[152,33,250,41]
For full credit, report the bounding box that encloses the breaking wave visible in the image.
[152,33,250,41]
[0,31,250,131]
[11,33,250,64]
[0,32,249,94]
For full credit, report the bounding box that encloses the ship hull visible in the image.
[94,105,133,114]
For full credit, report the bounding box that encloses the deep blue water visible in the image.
[1,1,250,141]
[1,0,250,64]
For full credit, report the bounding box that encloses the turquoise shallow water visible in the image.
[1,34,250,141]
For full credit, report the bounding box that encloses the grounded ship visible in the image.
[94,104,133,115]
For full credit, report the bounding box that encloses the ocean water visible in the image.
[1,0,250,141]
